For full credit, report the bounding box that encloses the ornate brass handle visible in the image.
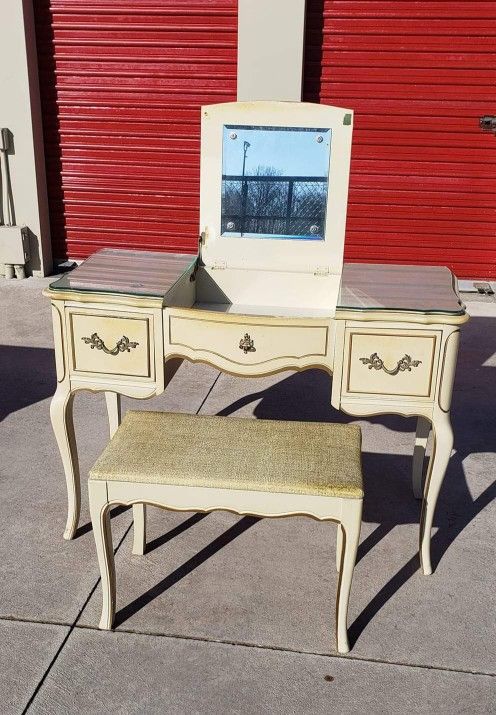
[239,333,256,354]
[359,352,421,376]
[81,332,139,356]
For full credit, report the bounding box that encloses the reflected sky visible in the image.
[222,125,331,177]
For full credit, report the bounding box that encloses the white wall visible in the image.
[0,0,51,275]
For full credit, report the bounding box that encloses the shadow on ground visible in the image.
[0,345,56,421]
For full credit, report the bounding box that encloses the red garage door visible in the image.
[34,0,237,260]
[304,1,496,278]
[36,1,496,278]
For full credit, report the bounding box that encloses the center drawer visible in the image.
[166,310,330,373]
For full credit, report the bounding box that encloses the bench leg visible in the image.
[336,523,343,572]
[336,499,362,654]
[412,416,431,500]
[104,393,147,555]
[89,481,116,630]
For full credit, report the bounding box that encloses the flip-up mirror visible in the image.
[221,125,331,241]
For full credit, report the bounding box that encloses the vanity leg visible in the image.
[105,391,121,437]
[419,409,453,575]
[50,385,80,540]
[336,523,343,572]
[412,416,431,500]
[104,392,146,554]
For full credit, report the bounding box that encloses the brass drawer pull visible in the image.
[239,333,256,354]
[82,332,139,356]
[359,352,421,376]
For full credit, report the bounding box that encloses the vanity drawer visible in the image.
[68,309,152,378]
[167,312,329,370]
[342,328,441,400]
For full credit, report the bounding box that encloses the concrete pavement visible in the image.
[0,276,495,714]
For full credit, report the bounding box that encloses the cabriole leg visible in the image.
[50,385,80,540]
[89,481,116,630]
[412,416,431,500]
[419,409,453,575]
[336,499,362,654]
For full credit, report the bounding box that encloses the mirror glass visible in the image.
[221,125,331,240]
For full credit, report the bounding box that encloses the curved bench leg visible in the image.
[420,409,453,575]
[50,385,80,540]
[412,416,431,500]
[89,481,116,630]
[336,523,343,572]
[336,499,362,654]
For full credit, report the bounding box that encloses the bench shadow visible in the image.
[110,315,494,645]
[114,516,259,627]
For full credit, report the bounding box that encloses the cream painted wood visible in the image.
[68,310,152,379]
[413,416,431,500]
[50,385,80,540]
[200,101,353,275]
[104,392,146,554]
[194,266,340,317]
[89,480,362,653]
[332,321,462,575]
[105,392,121,437]
[166,308,332,375]
[46,295,168,540]
[343,327,441,401]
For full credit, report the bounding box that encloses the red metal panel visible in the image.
[35,1,496,277]
[304,0,496,278]
[34,0,237,259]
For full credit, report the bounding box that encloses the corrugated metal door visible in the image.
[304,1,496,278]
[34,0,237,260]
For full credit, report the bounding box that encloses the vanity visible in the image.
[43,101,468,574]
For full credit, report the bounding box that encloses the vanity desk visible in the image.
[44,101,468,574]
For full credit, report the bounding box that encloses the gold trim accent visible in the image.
[438,330,460,413]
[69,312,152,380]
[345,331,438,399]
[335,308,469,326]
[164,352,333,379]
[359,352,422,376]
[51,302,66,383]
[81,333,139,356]
[43,287,164,309]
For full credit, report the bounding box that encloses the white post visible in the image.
[237,0,307,102]
[0,0,52,275]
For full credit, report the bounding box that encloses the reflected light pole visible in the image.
[241,140,250,236]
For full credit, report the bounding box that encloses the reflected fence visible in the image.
[221,174,327,237]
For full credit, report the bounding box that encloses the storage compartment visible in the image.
[342,328,441,400]
[68,309,152,379]
[166,308,330,372]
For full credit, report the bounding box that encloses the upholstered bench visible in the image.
[89,411,363,653]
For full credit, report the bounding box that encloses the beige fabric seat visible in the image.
[88,410,364,653]
[90,411,363,499]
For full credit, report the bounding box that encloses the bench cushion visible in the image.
[89,411,363,499]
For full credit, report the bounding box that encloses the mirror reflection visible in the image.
[221,125,331,240]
